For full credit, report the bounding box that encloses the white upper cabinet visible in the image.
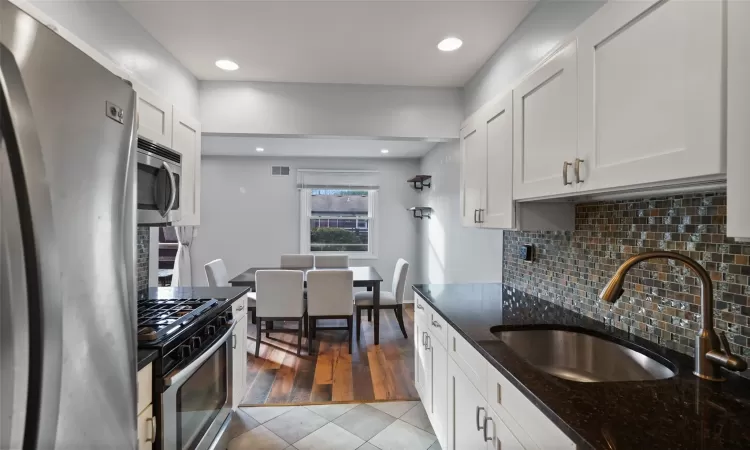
[482,93,514,229]
[727,0,750,239]
[134,83,173,148]
[513,40,578,200]
[577,0,725,192]
[460,120,486,227]
[172,107,202,226]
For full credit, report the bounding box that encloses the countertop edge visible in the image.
[137,349,158,371]
[411,284,594,450]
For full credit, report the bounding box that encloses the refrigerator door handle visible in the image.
[120,87,138,348]
[0,43,62,450]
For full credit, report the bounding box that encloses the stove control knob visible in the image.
[225,312,234,323]
[180,345,191,359]
[217,316,227,327]
[191,336,202,349]
[207,325,216,336]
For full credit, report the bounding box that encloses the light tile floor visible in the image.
[226,401,442,450]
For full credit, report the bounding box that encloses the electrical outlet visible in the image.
[519,244,534,262]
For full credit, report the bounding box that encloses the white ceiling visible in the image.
[202,135,443,158]
[120,0,537,86]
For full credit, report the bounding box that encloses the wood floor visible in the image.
[240,304,418,405]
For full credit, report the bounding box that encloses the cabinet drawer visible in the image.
[137,363,152,416]
[428,309,448,349]
[448,326,487,398]
[233,295,248,321]
[487,365,574,449]
[414,294,429,323]
[137,404,156,450]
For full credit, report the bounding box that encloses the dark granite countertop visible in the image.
[138,349,158,371]
[138,286,250,302]
[412,283,750,450]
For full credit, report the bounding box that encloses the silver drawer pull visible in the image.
[416,304,424,310]
[497,383,502,404]
[483,416,494,442]
[431,320,442,329]
[145,417,156,442]
[476,406,486,431]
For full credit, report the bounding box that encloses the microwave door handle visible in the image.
[162,161,176,214]
[153,165,168,217]
[164,321,237,388]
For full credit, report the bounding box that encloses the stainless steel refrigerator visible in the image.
[1,1,138,448]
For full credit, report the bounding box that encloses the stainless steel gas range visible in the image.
[138,288,247,450]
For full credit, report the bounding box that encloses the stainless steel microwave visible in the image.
[137,137,182,225]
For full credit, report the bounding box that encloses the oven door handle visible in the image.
[164,321,236,388]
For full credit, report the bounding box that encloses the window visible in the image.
[298,169,379,258]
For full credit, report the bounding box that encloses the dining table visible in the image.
[228,265,385,345]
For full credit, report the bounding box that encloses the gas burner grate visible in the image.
[137,298,218,342]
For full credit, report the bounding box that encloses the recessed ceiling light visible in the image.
[215,59,239,71]
[255,147,264,152]
[437,37,463,52]
[381,149,389,154]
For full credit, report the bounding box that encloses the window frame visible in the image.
[299,188,378,260]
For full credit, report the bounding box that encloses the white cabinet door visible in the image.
[485,407,524,450]
[431,337,448,450]
[135,83,173,148]
[447,358,488,450]
[577,0,724,192]
[415,319,425,399]
[460,120,486,227]
[513,40,578,200]
[137,404,155,450]
[727,0,750,239]
[232,314,248,409]
[419,319,433,414]
[172,107,202,226]
[481,92,514,229]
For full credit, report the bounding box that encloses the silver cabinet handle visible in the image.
[425,335,431,350]
[416,303,424,310]
[422,331,427,347]
[478,209,484,223]
[483,416,494,442]
[476,406,486,431]
[232,333,237,349]
[473,209,479,223]
[562,161,573,185]
[574,158,584,183]
[431,320,442,329]
[145,417,156,442]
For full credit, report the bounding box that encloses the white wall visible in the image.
[463,0,604,118]
[418,141,504,284]
[29,0,200,116]
[192,155,421,300]
[200,81,463,140]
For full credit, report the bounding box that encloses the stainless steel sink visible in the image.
[492,328,675,382]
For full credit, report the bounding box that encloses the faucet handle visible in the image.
[719,331,736,357]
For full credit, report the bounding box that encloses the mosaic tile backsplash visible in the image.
[503,192,750,376]
[137,227,150,292]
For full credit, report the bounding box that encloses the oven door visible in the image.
[137,151,181,225]
[161,322,235,450]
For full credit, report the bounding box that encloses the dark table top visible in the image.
[229,266,383,287]
[412,283,750,450]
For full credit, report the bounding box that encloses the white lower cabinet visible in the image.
[430,330,448,450]
[231,305,248,409]
[416,295,575,450]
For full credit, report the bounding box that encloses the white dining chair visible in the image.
[314,254,349,268]
[204,258,257,309]
[254,270,306,356]
[307,270,354,354]
[354,258,409,341]
[280,254,314,269]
